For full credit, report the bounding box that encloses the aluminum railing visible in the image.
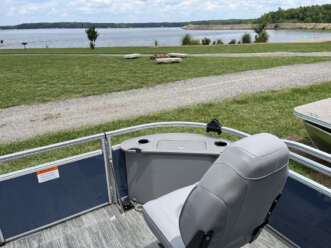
[0,133,105,163]
[106,121,331,178]
[1,121,330,177]
[0,121,330,195]
[0,132,114,205]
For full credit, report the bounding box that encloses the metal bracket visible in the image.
[0,228,5,246]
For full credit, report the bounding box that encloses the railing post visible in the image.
[101,138,113,204]
[104,134,124,212]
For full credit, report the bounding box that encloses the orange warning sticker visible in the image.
[37,167,59,183]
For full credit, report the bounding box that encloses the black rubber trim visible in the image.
[187,230,214,248]
[206,119,223,135]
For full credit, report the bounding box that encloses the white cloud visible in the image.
[91,0,112,4]
[204,1,217,10]
[5,1,57,17]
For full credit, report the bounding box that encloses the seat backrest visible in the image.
[179,133,289,248]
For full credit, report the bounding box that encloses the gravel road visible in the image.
[190,52,331,57]
[1,61,331,144]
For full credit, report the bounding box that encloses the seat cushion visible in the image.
[179,133,289,248]
[143,184,196,248]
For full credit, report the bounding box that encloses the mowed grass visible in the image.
[1,55,331,108]
[0,81,330,187]
[0,41,331,54]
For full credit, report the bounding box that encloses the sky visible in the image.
[0,0,330,25]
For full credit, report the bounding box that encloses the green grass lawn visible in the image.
[1,55,331,108]
[1,81,330,187]
[0,41,331,54]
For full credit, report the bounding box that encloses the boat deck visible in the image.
[4,204,293,248]
[294,97,331,129]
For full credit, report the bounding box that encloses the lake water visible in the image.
[0,28,331,49]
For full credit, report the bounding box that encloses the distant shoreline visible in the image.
[0,20,252,30]
[1,23,331,31]
[182,23,331,31]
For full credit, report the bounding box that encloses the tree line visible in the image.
[257,4,331,24]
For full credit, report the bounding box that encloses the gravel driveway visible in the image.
[1,61,331,144]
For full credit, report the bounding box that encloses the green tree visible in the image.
[181,34,192,45]
[276,7,285,20]
[201,37,211,45]
[254,23,269,43]
[241,33,251,43]
[304,17,312,23]
[85,26,99,49]
[256,4,331,24]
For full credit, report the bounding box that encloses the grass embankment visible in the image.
[1,81,330,187]
[1,55,331,108]
[0,41,331,54]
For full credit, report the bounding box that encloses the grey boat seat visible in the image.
[143,133,289,248]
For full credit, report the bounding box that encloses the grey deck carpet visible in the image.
[4,204,292,248]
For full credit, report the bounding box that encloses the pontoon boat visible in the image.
[294,98,331,153]
[0,120,330,248]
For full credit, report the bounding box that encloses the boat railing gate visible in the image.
[0,121,330,246]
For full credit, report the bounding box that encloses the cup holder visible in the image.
[138,139,149,144]
[214,141,228,147]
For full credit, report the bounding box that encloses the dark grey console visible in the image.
[120,133,230,203]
